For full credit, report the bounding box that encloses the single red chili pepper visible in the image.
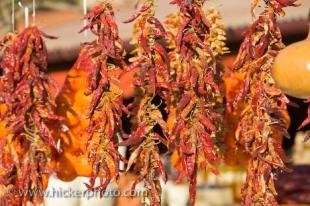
[176,17,191,48]
[200,132,218,162]
[85,61,101,95]
[148,16,166,35]
[118,123,148,146]
[153,42,170,69]
[274,0,299,6]
[299,105,310,129]
[177,93,192,111]
[197,114,216,132]
[123,4,151,23]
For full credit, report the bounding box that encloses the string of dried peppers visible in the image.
[0,27,62,205]
[226,0,298,205]
[122,0,170,205]
[165,0,228,205]
[56,2,127,193]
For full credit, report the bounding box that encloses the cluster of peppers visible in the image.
[0,28,62,205]
[226,0,299,205]
[76,3,126,193]
[165,1,228,205]
[122,1,170,205]
[0,0,303,206]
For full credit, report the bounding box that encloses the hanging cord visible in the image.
[18,1,29,28]
[32,0,36,25]
[12,0,15,32]
[83,0,88,38]
[307,9,310,40]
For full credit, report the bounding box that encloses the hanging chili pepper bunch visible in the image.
[0,27,62,206]
[121,0,171,205]
[227,0,298,205]
[76,2,128,192]
[164,0,228,205]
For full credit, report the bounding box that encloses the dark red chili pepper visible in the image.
[178,93,192,111]
[274,0,299,6]
[299,105,310,129]
[189,174,197,206]
[176,17,191,48]
[198,114,216,132]
[200,132,218,162]
[148,16,166,36]
[118,122,148,146]
[153,42,170,69]
[85,61,101,96]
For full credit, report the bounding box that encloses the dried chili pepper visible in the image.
[165,2,228,205]
[301,102,310,129]
[226,0,297,205]
[0,27,62,206]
